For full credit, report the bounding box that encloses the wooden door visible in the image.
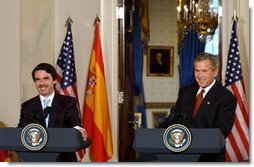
[117,0,137,162]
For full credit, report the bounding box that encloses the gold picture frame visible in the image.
[152,111,168,128]
[147,46,174,77]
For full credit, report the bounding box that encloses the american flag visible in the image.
[225,20,249,162]
[55,22,84,161]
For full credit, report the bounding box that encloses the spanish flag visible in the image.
[83,20,113,162]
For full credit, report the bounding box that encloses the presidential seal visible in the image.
[163,124,191,152]
[21,123,48,151]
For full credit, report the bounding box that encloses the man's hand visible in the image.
[74,126,87,141]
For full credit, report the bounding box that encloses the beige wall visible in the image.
[21,0,54,102]
[144,0,178,128]
[145,0,179,103]
[0,0,20,127]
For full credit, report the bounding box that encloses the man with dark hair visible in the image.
[31,63,57,82]
[159,53,236,162]
[18,63,87,162]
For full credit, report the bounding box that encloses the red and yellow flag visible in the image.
[83,21,113,162]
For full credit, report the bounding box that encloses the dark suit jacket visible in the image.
[159,81,237,161]
[18,93,81,162]
[150,62,169,74]
[175,81,236,137]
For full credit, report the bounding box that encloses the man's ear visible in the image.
[53,80,57,84]
[213,67,219,77]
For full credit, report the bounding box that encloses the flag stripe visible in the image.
[228,84,249,149]
[226,143,235,161]
[226,85,249,135]
[231,115,248,157]
[93,37,105,75]
[226,132,243,161]
[90,125,110,161]
[226,104,249,161]
[83,106,94,136]
[230,84,249,127]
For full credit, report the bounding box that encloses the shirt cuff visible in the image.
[73,126,83,130]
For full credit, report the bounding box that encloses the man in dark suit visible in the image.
[159,53,237,162]
[18,63,87,162]
[150,52,169,74]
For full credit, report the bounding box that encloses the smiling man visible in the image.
[159,53,237,162]
[18,63,87,162]
[177,53,237,161]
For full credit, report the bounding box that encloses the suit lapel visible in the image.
[48,94,61,127]
[190,85,199,116]
[191,85,199,101]
[32,96,45,126]
[35,96,43,111]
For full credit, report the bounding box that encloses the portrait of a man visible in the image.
[150,52,169,74]
[147,46,174,76]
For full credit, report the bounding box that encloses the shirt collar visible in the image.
[39,92,55,105]
[197,79,216,97]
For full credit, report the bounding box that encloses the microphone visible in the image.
[166,107,190,127]
[157,106,191,128]
[33,106,51,121]
[157,106,178,128]
[41,106,51,119]
[167,106,179,124]
[29,110,40,124]
[178,110,190,128]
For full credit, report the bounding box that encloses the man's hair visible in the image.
[194,52,219,71]
[156,52,162,56]
[31,63,57,82]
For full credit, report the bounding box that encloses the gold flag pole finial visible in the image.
[65,16,73,27]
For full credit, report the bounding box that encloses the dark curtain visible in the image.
[133,1,147,128]
[178,30,206,87]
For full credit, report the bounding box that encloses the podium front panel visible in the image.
[133,128,225,154]
[0,128,90,152]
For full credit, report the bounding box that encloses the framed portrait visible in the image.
[134,113,142,128]
[147,46,174,77]
[152,111,168,128]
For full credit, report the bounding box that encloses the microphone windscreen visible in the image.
[44,106,51,113]
[41,106,51,119]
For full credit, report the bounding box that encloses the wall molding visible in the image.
[146,102,175,109]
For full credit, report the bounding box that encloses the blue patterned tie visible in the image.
[43,99,49,109]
